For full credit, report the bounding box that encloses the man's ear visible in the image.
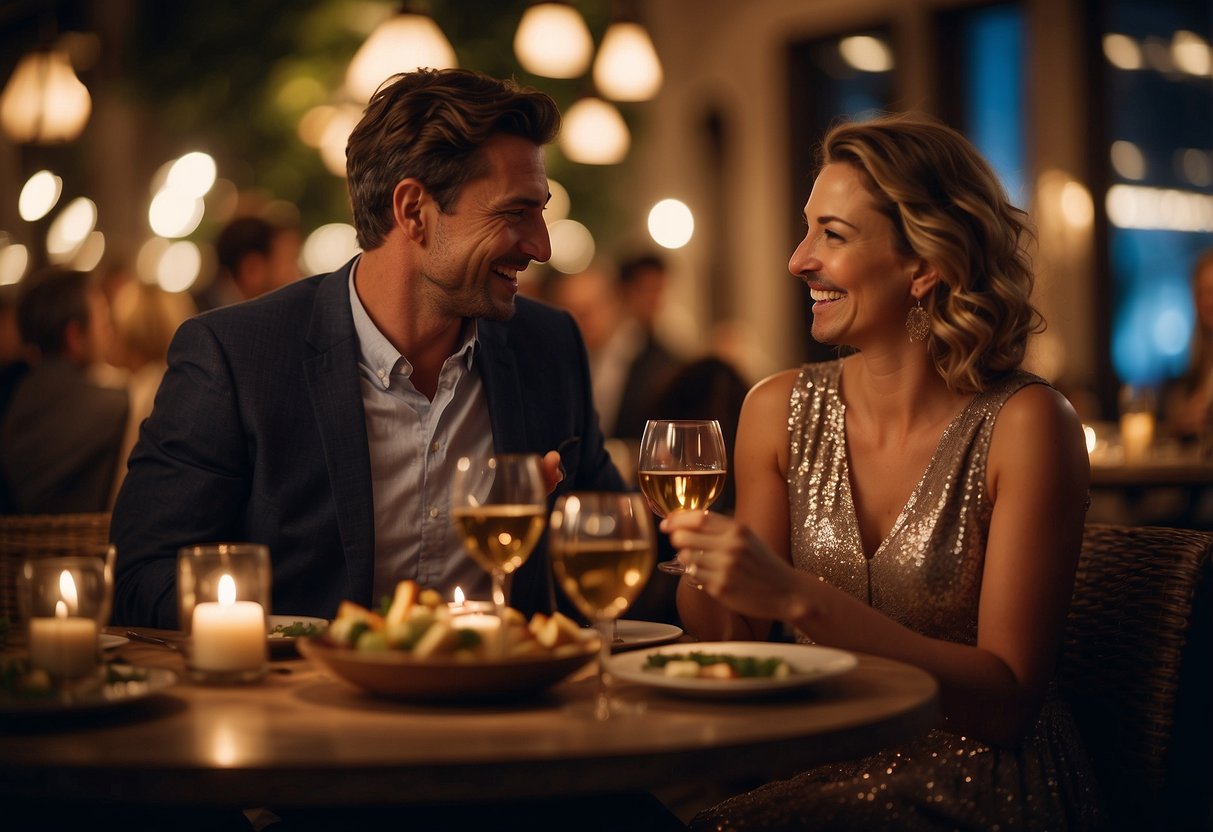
[392,179,431,243]
[62,318,88,363]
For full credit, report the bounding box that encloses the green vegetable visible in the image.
[644,652,791,678]
[270,621,321,637]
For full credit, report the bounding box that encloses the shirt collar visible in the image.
[347,258,480,385]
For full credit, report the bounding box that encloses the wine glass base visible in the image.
[656,559,685,575]
[564,693,648,721]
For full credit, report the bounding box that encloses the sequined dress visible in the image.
[693,360,1104,831]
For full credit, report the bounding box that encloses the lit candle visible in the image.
[452,612,501,638]
[191,574,266,672]
[1120,411,1155,463]
[448,586,493,617]
[28,570,98,679]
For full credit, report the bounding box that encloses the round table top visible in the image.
[0,630,939,807]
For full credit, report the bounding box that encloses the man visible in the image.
[1,268,129,514]
[112,69,624,627]
[546,261,681,440]
[195,215,303,310]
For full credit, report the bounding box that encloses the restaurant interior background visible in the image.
[1,0,1211,425]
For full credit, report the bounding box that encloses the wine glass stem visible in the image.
[594,618,613,720]
[491,570,507,658]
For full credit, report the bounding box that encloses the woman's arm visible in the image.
[667,382,1089,745]
[673,370,797,642]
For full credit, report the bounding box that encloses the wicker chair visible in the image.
[1058,523,1213,831]
[0,512,112,627]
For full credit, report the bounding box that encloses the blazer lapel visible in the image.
[303,264,376,605]
[477,321,530,453]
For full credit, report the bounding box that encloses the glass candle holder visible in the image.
[20,550,114,681]
[1118,384,1156,464]
[178,543,270,684]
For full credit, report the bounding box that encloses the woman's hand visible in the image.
[662,509,803,623]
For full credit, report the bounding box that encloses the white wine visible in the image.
[552,539,654,621]
[637,470,726,517]
[451,505,546,575]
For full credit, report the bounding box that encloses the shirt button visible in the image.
[376,369,385,378]
[429,507,439,519]
[430,440,440,452]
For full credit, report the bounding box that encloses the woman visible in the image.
[665,113,1103,829]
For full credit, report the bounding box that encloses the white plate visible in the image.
[606,641,858,700]
[99,633,129,650]
[0,663,178,718]
[266,615,329,649]
[612,620,683,652]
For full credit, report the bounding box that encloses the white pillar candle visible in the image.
[451,612,501,637]
[28,600,98,679]
[191,574,266,672]
[1120,411,1155,463]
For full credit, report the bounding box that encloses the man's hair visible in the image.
[215,216,280,275]
[820,112,1043,393]
[619,253,667,286]
[346,68,561,251]
[16,267,92,356]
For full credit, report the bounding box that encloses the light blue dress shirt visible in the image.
[348,264,494,606]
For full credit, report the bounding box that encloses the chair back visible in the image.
[1058,523,1212,831]
[0,513,112,626]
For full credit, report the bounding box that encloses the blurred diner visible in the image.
[0,267,128,514]
[105,279,198,505]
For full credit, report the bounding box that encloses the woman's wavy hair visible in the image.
[346,68,561,251]
[820,112,1043,393]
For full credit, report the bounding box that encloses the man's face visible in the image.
[421,133,552,321]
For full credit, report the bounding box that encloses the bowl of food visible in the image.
[298,581,598,703]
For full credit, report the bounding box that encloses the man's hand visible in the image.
[540,450,565,495]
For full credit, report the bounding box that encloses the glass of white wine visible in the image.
[549,492,655,720]
[637,419,727,575]
[450,454,547,654]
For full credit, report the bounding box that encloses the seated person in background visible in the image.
[112,68,624,628]
[0,267,129,514]
[1164,247,1213,442]
[194,214,302,310]
[613,253,684,440]
[665,113,1104,829]
[106,280,197,504]
[627,356,749,626]
[546,263,683,441]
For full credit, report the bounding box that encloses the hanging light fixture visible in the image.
[0,47,92,144]
[593,19,663,101]
[513,2,593,79]
[346,4,457,103]
[560,96,630,165]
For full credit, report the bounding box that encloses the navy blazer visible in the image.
[112,261,624,627]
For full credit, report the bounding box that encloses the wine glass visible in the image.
[637,419,728,575]
[549,492,655,719]
[450,454,547,654]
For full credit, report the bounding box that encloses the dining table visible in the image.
[1087,440,1213,527]
[0,626,939,816]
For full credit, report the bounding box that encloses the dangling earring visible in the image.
[905,298,930,343]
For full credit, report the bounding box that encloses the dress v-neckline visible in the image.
[838,390,978,563]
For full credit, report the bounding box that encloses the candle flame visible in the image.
[58,570,78,615]
[453,586,465,605]
[218,573,237,606]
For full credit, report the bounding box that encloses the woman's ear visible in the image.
[909,259,941,301]
[392,179,430,243]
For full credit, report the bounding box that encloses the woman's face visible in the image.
[788,162,918,348]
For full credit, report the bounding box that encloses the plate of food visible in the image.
[266,615,329,653]
[297,581,598,702]
[605,641,858,700]
[0,660,178,718]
